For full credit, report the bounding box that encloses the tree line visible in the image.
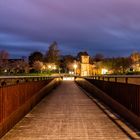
[0,41,140,75]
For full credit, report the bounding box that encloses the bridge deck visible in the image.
[2,81,129,140]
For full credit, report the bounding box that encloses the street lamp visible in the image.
[101,68,108,75]
[48,65,51,69]
[73,64,78,75]
[53,66,56,70]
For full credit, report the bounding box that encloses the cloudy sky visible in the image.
[0,0,140,58]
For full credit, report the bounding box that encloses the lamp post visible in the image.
[73,64,78,75]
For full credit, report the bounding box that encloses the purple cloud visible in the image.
[0,0,140,58]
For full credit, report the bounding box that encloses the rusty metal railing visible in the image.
[84,75,140,85]
[75,77,140,129]
[0,76,54,87]
[86,78,140,116]
[0,76,61,138]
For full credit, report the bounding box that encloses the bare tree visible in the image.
[130,51,140,63]
[0,50,9,60]
[12,60,29,73]
[33,61,43,72]
[45,41,60,65]
[94,53,104,62]
[63,55,75,72]
[0,50,9,73]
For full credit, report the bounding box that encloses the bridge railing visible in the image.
[84,75,140,85]
[75,76,140,129]
[0,76,61,138]
[0,76,56,86]
[86,78,140,116]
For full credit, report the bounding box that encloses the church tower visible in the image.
[80,55,90,76]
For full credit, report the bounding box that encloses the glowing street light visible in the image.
[48,65,51,69]
[101,68,108,75]
[53,66,56,70]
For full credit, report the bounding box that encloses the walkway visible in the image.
[1,81,129,140]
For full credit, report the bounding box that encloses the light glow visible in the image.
[101,69,108,75]
[63,77,74,81]
[48,65,51,69]
[73,64,78,69]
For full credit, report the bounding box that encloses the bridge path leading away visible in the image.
[1,81,129,140]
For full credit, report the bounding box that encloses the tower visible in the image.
[80,55,90,76]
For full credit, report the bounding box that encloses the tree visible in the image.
[101,58,114,70]
[130,51,140,63]
[63,55,75,72]
[94,53,104,62]
[45,41,60,65]
[28,51,43,66]
[0,50,9,73]
[33,61,43,72]
[114,57,132,73]
[12,60,29,73]
[0,50,9,60]
[101,57,132,74]
[0,50,9,66]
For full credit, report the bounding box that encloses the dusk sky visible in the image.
[0,0,140,58]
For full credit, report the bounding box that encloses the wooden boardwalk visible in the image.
[1,81,129,140]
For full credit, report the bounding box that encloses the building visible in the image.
[80,53,93,76]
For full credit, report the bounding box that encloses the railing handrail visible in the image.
[0,76,61,87]
[79,75,140,85]
[84,75,140,78]
[0,75,60,79]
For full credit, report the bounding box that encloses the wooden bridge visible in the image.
[1,76,140,139]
